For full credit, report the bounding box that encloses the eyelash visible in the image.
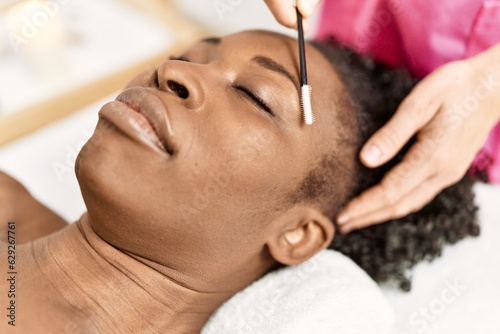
[169,55,273,115]
[235,85,273,115]
[169,55,189,62]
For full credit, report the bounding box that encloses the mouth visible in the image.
[100,87,175,155]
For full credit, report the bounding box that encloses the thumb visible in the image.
[360,98,439,167]
[263,0,298,28]
[297,0,321,17]
[360,126,404,168]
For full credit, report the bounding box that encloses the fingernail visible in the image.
[340,225,352,235]
[300,0,314,16]
[362,144,382,166]
[337,213,349,225]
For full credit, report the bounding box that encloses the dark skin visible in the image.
[0,31,355,333]
[0,171,67,243]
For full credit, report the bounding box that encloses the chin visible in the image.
[75,141,138,250]
[76,122,117,188]
[75,124,161,212]
[76,122,132,212]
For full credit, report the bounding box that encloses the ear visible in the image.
[266,205,335,266]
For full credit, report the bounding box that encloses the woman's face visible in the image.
[76,30,352,285]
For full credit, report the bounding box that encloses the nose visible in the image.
[154,61,205,111]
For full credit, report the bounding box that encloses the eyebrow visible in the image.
[251,55,300,94]
[200,37,221,44]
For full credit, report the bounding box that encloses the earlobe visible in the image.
[267,206,335,266]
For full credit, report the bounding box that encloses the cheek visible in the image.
[233,129,274,166]
[172,124,286,220]
[202,126,296,210]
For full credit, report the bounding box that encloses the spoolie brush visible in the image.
[296,7,314,125]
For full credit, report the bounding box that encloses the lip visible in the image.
[99,87,175,155]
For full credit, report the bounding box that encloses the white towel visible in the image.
[385,183,500,334]
[202,250,394,334]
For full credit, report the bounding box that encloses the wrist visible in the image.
[468,44,500,122]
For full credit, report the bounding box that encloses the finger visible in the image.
[297,0,322,17]
[360,94,441,168]
[263,0,298,28]
[338,139,436,225]
[339,173,448,234]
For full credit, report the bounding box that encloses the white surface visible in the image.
[0,0,173,115]
[203,249,394,334]
[172,0,321,38]
[385,182,500,334]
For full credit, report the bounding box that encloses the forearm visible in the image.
[469,43,500,123]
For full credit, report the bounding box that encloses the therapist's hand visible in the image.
[337,44,500,234]
[263,0,321,31]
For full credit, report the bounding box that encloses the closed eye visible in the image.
[169,56,273,115]
[169,56,190,62]
[235,85,273,115]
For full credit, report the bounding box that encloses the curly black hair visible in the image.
[297,39,481,291]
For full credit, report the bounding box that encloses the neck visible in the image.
[28,213,232,333]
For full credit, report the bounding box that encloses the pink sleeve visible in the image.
[315,0,500,183]
[472,123,500,184]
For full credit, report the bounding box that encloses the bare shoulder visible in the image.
[0,170,27,192]
[0,171,68,244]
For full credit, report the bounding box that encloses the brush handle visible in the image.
[296,7,307,86]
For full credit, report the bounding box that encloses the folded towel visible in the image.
[202,250,394,334]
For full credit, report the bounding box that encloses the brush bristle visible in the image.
[301,85,314,125]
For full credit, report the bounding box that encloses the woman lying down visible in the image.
[0,30,479,333]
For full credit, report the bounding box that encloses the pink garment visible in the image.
[316,0,500,183]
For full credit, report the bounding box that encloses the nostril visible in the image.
[167,80,189,99]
